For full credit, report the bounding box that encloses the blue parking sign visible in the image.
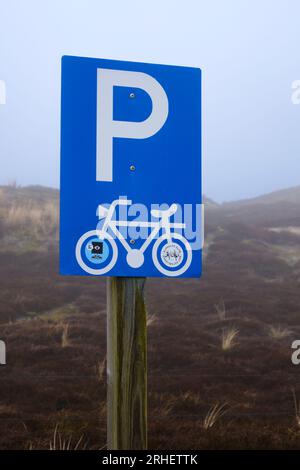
[60,56,202,277]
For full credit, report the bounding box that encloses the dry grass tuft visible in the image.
[268,325,291,339]
[7,205,26,227]
[292,389,300,427]
[50,424,87,450]
[221,327,239,351]
[158,401,174,417]
[5,200,59,240]
[61,323,70,348]
[180,391,201,406]
[203,403,230,430]
[147,314,157,326]
[215,298,226,320]
[97,356,106,383]
[154,394,176,417]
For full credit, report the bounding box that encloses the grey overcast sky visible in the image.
[0,0,299,202]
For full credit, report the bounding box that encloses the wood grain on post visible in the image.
[107,277,147,450]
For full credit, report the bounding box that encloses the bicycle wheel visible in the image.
[152,232,192,276]
[75,230,118,275]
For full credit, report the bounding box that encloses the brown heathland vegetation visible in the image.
[0,184,300,449]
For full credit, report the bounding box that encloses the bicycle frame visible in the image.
[98,199,185,256]
[77,199,197,276]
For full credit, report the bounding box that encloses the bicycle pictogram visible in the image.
[75,198,194,276]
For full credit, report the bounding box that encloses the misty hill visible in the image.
[224,185,300,207]
[0,184,59,207]
[1,182,299,224]
[203,195,220,210]
[206,185,300,229]
[0,183,300,253]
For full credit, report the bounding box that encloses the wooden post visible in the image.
[107,277,147,450]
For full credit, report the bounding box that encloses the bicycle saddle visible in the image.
[151,204,178,218]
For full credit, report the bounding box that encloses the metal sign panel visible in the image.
[60,56,202,277]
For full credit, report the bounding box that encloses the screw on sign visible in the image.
[60,56,202,449]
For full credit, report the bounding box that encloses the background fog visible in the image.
[0,0,299,202]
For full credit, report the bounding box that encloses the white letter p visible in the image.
[96,68,169,181]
